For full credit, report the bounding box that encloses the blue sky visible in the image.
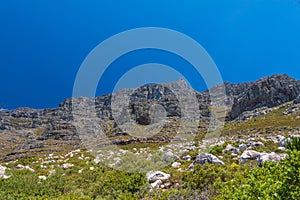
[0,0,300,109]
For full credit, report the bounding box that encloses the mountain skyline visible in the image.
[1,1,300,110]
[0,73,299,111]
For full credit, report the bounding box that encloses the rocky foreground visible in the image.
[0,130,299,199]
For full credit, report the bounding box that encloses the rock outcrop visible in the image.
[228,74,300,120]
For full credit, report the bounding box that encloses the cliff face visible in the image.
[1,74,300,161]
[228,74,300,120]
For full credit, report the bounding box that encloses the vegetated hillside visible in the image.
[0,101,299,199]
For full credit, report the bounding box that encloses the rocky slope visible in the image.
[1,74,300,161]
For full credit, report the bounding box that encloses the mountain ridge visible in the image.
[1,74,300,162]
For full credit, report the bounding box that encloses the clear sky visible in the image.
[1,0,300,109]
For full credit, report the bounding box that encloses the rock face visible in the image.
[0,107,80,162]
[228,74,300,120]
[0,74,300,161]
[294,95,300,104]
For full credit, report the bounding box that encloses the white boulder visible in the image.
[146,171,170,183]
[62,163,74,170]
[240,150,260,163]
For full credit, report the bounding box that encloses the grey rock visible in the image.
[171,162,181,168]
[16,164,35,172]
[283,106,299,115]
[257,152,287,167]
[163,151,179,162]
[194,153,225,166]
[182,155,192,161]
[151,180,162,189]
[294,95,300,104]
[233,148,239,154]
[278,147,286,151]
[0,165,10,179]
[238,144,248,152]
[251,142,264,147]
[280,138,291,147]
[61,163,74,170]
[188,163,195,170]
[240,150,260,163]
[38,175,47,181]
[146,171,170,183]
[223,144,234,153]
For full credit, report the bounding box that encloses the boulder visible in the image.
[240,150,260,163]
[257,152,287,167]
[16,164,35,172]
[49,170,56,176]
[233,148,239,154]
[238,144,247,152]
[187,163,195,170]
[163,151,179,162]
[146,171,170,183]
[278,147,286,151]
[283,106,299,115]
[223,144,234,153]
[62,163,74,170]
[280,138,291,147]
[0,165,10,179]
[151,180,162,189]
[182,155,191,161]
[38,176,47,181]
[251,142,264,147]
[171,162,181,168]
[188,153,224,170]
[40,165,47,170]
[0,165,6,175]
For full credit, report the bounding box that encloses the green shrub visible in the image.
[216,150,300,200]
[209,145,224,155]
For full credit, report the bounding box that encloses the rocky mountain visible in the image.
[228,74,300,120]
[1,74,300,161]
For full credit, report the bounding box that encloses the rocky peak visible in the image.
[177,78,188,88]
